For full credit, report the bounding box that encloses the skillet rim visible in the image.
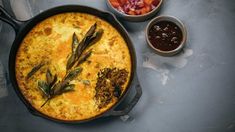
[9,5,137,123]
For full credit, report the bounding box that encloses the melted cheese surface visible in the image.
[15,13,131,121]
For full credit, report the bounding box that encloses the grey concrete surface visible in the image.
[0,0,235,132]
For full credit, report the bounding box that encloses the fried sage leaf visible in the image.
[38,80,50,97]
[26,63,44,79]
[66,53,76,70]
[62,84,75,92]
[50,81,63,95]
[77,50,92,66]
[84,23,97,39]
[67,23,103,71]
[40,23,103,107]
[50,82,75,96]
[75,23,97,60]
[50,74,58,87]
[40,81,75,107]
[88,29,104,47]
[46,69,57,88]
[46,69,53,84]
[72,32,79,53]
[66,33,80,70]
[65,67,83,81]
[40,67,82,107]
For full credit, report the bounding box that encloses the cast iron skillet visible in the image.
[0,5,142,123]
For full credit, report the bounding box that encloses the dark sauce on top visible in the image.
[148,21,183,51]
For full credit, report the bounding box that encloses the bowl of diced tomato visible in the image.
[107,0,163,22]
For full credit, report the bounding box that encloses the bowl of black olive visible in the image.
[146,15,187,56]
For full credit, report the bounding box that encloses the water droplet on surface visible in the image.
[120,115,130,122]
[142,48,194,85]
[120,114,135,123]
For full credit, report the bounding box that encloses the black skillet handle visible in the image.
[107,81,142,116]
[0,6,24,33]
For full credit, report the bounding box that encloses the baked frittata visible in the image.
[15,13,131,121]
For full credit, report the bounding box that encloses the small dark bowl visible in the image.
[106,0,163,22]
[146,15,187,56]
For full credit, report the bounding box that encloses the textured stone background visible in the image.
[0,0,235,132]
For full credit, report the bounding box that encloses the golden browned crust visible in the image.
[15,13,131,121]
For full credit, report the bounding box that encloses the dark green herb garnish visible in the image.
[95,68,128,109]
[66,23,103,70]
[62,84,75,92]
[46,69,58,88]
[72,32,79,52]
[38,80,50,97]
[39,68,82,107]
[51,82,75,96]
[77,50,92,66]
[74,23,97,62]
[88,29,104,46]
[66,54,76,71]
[26,63,44,79]
[66,33,80,70]
[38,23,103,107]
[64,67,83,81]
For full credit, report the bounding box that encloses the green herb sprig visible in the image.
[36,23,103,107]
